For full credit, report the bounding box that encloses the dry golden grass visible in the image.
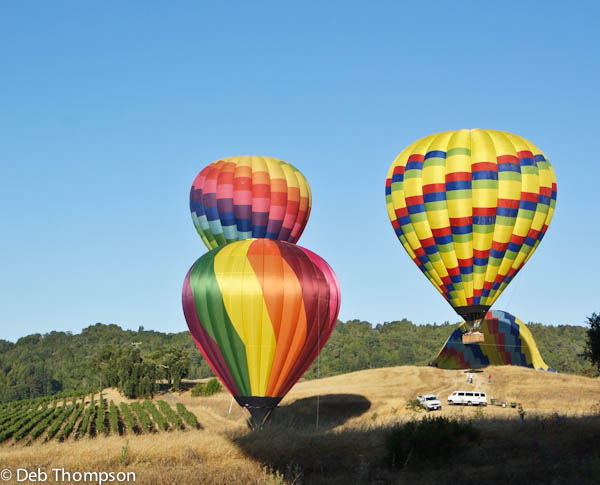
[2,366,599,484]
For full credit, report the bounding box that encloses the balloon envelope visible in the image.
[385,129,557,324]
[190,156,311,250]
[432,309,553,371]
[182,239,340,423]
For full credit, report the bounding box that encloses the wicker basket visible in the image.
[462,331,484,344]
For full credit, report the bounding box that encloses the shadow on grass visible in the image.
[268,394,371,430]
[233,412,600,485]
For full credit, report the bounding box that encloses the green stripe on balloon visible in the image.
[189,249,252,395]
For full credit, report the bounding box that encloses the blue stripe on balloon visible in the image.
[392,173,404,183]
[474,256,488,266]
[519,157,536,166]
[406,161,423,171]
[434,234,453,245]
[407,203,426,214]
[524,235,536,247]
[424,245,438,255]
[450,273,462,284]
[473,215,496,225]
[507,241,521,252]
[472,170,498,181]
[252,225,267,238]
[219,211,236,226]
[497,207,518,218]
[205,205,220,221]
[425,150,446,160]
[237,218,252,232]
[451,224,472,235]
[399,215,411,226]
[519,200,538,211]
[446,180,471,191]
[490,248,506,259]
[423,192,446,202]
[497,162,521,173]
[538,194,551,206]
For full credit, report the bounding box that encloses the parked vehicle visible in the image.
[447,390,487,406]
[490,397,507,407]
[417,394,442,411]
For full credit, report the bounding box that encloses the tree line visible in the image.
[1,317,598,403]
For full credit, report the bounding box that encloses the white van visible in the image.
[447,391,487,406]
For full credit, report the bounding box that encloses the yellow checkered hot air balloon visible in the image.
[385,129,557,343]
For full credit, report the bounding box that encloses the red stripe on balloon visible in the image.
[278,244,333,397]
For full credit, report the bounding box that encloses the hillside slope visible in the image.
[2,366,599,484]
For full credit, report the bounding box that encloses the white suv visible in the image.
[417,394,442,411]
[447,391,487,406]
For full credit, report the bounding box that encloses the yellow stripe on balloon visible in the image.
[446,129,473,302]
[471,130,498,294]
[424,131,466,306]
[213,240,277,396]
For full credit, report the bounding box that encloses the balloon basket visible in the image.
[462,331,484,344]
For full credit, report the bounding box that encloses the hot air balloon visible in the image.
[385,129,557,343]
[432,309,553,371]
[190,156,311,250]
[182,239,340,426]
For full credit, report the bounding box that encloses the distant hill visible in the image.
[0,319,595,402]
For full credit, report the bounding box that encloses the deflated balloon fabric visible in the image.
[432,309,553,371]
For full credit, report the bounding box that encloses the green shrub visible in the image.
[96,394,106,435]
[176,403,198,428]
[142,400,168,431]
[157,400,183,429]
[119,402,138,434]
[131,402,153,432]
[61,401,84,440]
[405,399,424,413]
[47,403,75,440]
[385,416,481,468]
[191,378,222,397]
[108,401,120,435]
[76,396,95,439]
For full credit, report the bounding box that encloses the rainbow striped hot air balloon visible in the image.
[182,239,340,425]
[385,129,557,335]
[432,310,553,371]
[190,156,312,250]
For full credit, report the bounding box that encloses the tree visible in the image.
[583,312,600,372]
[148,347,190,391]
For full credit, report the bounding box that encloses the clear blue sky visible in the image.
[1,1,598,342]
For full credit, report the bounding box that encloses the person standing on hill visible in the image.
[488,374,491,384]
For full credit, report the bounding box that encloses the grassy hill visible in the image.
[2,365,599,484]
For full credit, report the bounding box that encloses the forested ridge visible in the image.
[1,319,596,403]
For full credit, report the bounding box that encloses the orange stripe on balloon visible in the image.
[246,240,284,339]
[246,240,308,396]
